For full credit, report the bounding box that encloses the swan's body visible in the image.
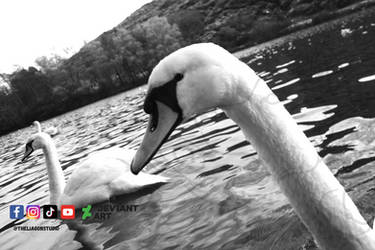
[59,148,168,208]
[23,122,168,208]
[130,43,375,249]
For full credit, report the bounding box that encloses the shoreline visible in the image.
[234,2,375,59]
[284,0,375,34]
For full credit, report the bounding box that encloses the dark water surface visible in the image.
[1,8,375,250]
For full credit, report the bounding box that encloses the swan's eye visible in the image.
[174,73,183,81]
[149,104,158,132]
[26,141,33,150]
[144,94,158,132]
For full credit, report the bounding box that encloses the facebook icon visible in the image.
[10,205,24,219]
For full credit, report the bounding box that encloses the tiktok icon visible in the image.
[43,205,58,219]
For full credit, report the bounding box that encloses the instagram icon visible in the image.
[26,205,40,219]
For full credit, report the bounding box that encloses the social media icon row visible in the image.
[10,205,76,219]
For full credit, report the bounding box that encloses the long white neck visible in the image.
[42,138,65,205]
[224,70,375,249]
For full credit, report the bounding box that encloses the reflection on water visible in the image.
[1,8,375,250]
[359,74,375,82]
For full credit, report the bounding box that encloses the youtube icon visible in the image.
[60,205,75,219]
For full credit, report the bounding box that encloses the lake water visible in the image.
[1,8,375,250]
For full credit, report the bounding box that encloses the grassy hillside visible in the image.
[115,0,373,50]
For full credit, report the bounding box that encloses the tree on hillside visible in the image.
[75,40,116,95]
[113,16,183,83]
[99,34,126,86]
[0,74,11,94]
[129,16,183,72]
[168,10,205,44]
[35,54,65,74]
[213,7,289,50]
[10,67,53,107]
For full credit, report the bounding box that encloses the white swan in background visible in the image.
[130,43,375,249]
[341,28,353,37]
[22,121,169,208]
[44,125,59,136]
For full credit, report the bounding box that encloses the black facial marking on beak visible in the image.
[22,141,34,162]
[144,73,183,131]
[131,73,184,174]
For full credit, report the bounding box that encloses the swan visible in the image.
[130,43,375,249]
[44,125,59,136]
[341,28,353,37]
[22,121,169,208]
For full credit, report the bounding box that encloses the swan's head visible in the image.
[131,43,251,174]
[22,121,52,161]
